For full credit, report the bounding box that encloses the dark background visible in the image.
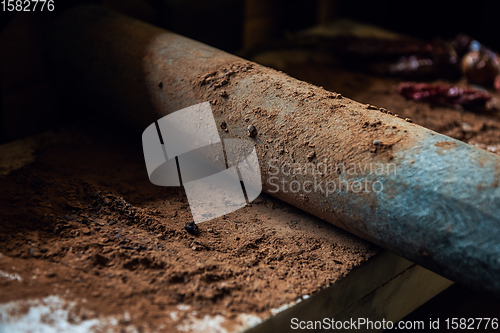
[3,0,500,143]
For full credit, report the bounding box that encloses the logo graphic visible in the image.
[142,102,262,223]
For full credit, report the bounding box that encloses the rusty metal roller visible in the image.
[47,5,500,296]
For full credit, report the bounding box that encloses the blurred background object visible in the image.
[2,0,500,142]
[2,0,500,326]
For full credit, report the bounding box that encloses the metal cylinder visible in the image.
[47,5,500,296]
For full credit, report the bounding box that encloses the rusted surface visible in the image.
[47,6,500,296]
